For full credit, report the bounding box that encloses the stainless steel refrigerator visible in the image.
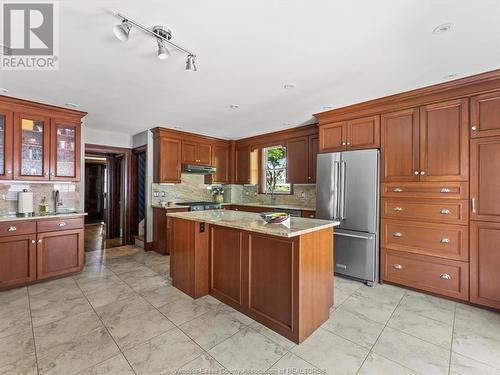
[316,149,379,285]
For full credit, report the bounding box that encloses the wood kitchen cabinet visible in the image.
[286,137,308,183]
[470,136,500,222]
[308,135,319,183]
[0,234,36,289]
[208,143,229,183]
[319,121,346,152]
[153,135,182,183]
[0,109,13,180]
[235,144,251,184]
[470,221,500,309]
[50,118,81,181]
[153,207,188,255]
[471,90,500,138]
[319,116,379,152]
[182,141,212,165]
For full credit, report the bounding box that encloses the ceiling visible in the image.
[1,0,499,139]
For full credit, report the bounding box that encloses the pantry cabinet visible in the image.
[471,90,500,138]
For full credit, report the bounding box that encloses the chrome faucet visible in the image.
[54,190,63,213]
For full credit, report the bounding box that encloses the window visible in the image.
[263,145,291,194]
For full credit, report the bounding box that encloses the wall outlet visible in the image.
[153,191,159,197]
[245,191,249,196]
[300,191,306,199]
[161,191,166,198]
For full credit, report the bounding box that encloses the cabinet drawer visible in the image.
[382,249,469,301]
[381,219,468,261]
[37,217,84,233]
[0,221,36,237]
[381,182,468,199]
[382,198,468,225]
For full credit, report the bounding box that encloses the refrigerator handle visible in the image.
[340,161,347,219]
[333,161,340,219]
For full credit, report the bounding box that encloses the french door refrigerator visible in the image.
[316,149,379,285]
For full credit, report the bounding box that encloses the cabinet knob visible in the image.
[38,239,42,243]
[420,171,426,175]
[51,172,55,176]
[342,142,346,146]
[58,222,67,227]
[7,226,16,232]
[31,240,36,244]
[414,171,419,175]
[440,208,451,215]
[440,238,450,244]
[392,232,402,237]
[393,264,403,270]
[440,188,451,193]
[439,273,451,280]
[471,126,477,131]
[393,207,403,212]
[393,188,403,193]
[347,142,351,146]
[45,172,49,176]
[6,170,11,174]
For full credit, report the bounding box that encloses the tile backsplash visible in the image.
[151,173,316,208]
[0,182,80,215]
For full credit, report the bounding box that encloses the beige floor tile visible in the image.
[358,353,417,375]
[333,287,354,307]
[388,305,453,349]
[30,292,93,327]
[334,276,363,293]
[209,327,288,370]
[0,288,31,339]
[95,294,154,326]
[0,329,37,375]
[75,272,124,295]
[372,327,450,375]
[139,284,189,308]
[158,293,219,325]
[122,272,170,293]
[180,353,224,372]
[85,283,137,309]
[250,321,296,350]
[180,307,250,350]
[321,306,384,349]
[124,328,203,375]
[450,352,500,375]
[107,309,175,351]
[270,353,317,371]
[105,260,149,275]
[28,277,80,297]
[291,328,369,374]
[400,291,456,325]
[77,354,135,375]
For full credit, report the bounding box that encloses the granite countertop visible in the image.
[167,210,338,238]
[0,211,87,222]
[221,202,317,211]
[151,204,190,210]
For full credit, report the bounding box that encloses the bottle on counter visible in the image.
[39,196,49,215]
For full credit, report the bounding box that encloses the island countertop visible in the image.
[167,209,339,237]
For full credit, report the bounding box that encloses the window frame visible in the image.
[259,144,292,195]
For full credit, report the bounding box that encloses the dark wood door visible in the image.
[419,98,468,181]
[13,112,51,180]
[319,122,346,152]
[182,141,197,164]
[212,144,229,183]
[308,135,319,183]
[470,136,500,222]
[470,221,500,309]
[347,115,380,150]
[0,234,36,289]
[286,136,308,184]
[37,229,84,280]
[0,108,13,180]
[50,118,81,181]
[197,142,212,165]
[235,144,250,184]
[158,137,182,183]
[471,90,500,138]
[381,108,420,182]
[85,163,105,223]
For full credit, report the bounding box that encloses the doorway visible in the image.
[131,146,147,246]
[84,144,132,253]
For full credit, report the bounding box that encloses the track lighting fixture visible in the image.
[113,13,197,71]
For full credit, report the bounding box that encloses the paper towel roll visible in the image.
[17,191,34,214]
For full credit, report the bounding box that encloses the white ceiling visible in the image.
[1,0,499,139]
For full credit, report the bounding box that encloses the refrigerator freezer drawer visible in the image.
[334,230,377,283]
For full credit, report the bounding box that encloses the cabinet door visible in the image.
[470,221,500,309]
[470,136,500,222]
[319,122,346,152]
[37,229,84,280]
[197,142,212,165]
[347,115,380,150]
[50,119,81,181]
[212,144,229,183]
[471,91,500,138]
[0,109,13,180]
[153,208,167,254]
[235,145,250,184]
[0,234,36,289]
[419,99,468,181]
[381,108,420,182]
[308,135,319,183]
[158,137,182,183]
[13,113,51,180]
[286,137,308,184]
[182,141,197,164]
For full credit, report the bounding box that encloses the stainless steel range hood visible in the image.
[182,164,216,174]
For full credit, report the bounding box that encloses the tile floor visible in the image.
[2,245,500,375]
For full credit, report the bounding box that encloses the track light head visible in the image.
[113,20,131,41]
[157,40,170,60]
[185,55,197,72]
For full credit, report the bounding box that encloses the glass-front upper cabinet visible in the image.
[50,120,80,181]
[0,109,13,180]
[13,113,50,180]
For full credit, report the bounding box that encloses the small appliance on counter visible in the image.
[17,189,34,216]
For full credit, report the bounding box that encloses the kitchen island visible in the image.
[167,209,339,343]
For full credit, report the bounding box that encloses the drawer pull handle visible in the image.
[393,264,403,270]
[393,232,403,237]
[58,222,67,227]
[440,238,450,244]
[440,273,451,280]
[336,263,347,270]
[393,188,403,192]
[7,226,17,232]
[440,188,451,193]
[440,209,451,215]
[393,207,403,212]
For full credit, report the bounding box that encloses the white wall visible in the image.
[83,127,132,148]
